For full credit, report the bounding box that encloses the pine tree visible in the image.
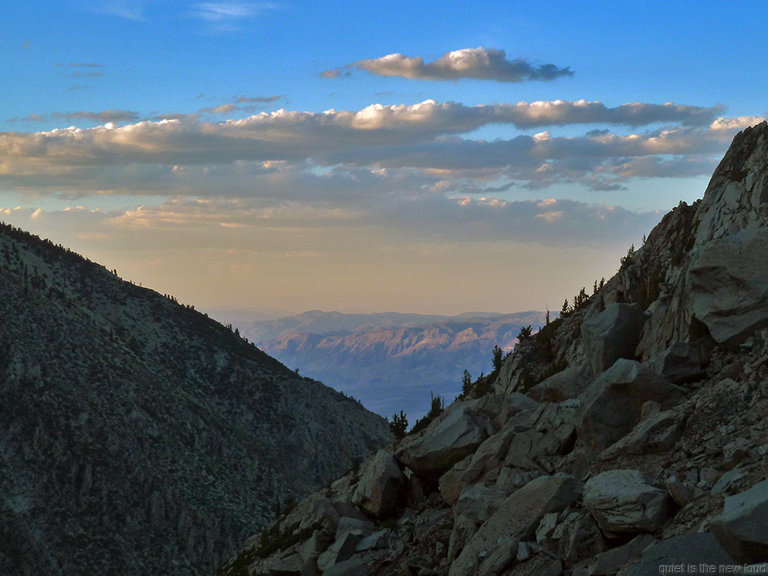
[492,345,504,371]
[389,410,408,440]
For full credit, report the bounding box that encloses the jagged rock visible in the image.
[712,467,746,495]
[258,554,304,575]
[506,553,563,576]
[581,303,645,376]
[299,530,333,573]
[351,450,405,519]
[693,122,768,246]
[665,475,694,508]
[454,484,507,525]
[493,393,542,427]
[688,228,768,344]
[710,478,768,563]
[530,399,581,454]
[583,469,668,536]
[439,404,539,504]
[396,399,494,480]
[317,530,366,573]
[311,496,343,527]
[535,512,560,544]
[599,409,687,460]
[448,515,478,562]
[527,364,591,402]
[578,359,685,453]
[576,533,655,576]
[504,428,551,470]
[656,341,707,384]
[439,426,517,505]
[323,554,377,576]
[354,529,390,552]
[553,511,604,566]
[516,540,532,561]
[623,533,735,576]
[449,473,582,576]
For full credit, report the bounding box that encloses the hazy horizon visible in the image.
[2,2,766,316]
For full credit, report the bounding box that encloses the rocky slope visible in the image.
[222,122,768,576]
[239,311,546,420]
[0,225,390,575]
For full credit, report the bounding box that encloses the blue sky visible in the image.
[0,1,765,317]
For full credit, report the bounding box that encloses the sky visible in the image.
[1,1,766,319]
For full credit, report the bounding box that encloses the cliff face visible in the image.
[227,122,768,576]
[0,225,390,576]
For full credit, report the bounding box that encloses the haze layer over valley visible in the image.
[236,310,548,420]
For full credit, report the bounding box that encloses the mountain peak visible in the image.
[695,120,768,244]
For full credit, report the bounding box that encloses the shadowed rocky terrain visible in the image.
[0,225,390,575]
[221,123,768,575]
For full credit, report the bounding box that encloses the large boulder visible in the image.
[351,450,405,519]
[710,478,768,563]
[656,341,707,384]
[577,359,685,452]
[526,363,591,402]
[439,426,517,505]
[581,303,645,376]
[687,227,768,344]
[454,484,507,526]
[598,408,687,461]
[449,474,582,576]
[583,469,668,536]
[395,400,494,480]
[624,533,735,576]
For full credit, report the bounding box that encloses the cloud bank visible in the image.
[0,98,761,253]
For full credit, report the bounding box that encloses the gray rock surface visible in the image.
[395,399,493,480]
[583,469,668,535]
[527,363,591,402]
[450,474,582,576]
[688,228,768,344]
[599,409,687,460]
[624,533,735,576]
[578,359,684,452]
[656,341,706,384]
[351,450,405,519]
[581,303,646,376]
[710,478,768,563]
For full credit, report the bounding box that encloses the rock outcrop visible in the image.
[221,123,768,576]
[581,303,645,377]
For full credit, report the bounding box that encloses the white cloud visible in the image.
[709,116,766,132]
[191,2,279,28]
[89,1,146,21]
[352,47,573,83]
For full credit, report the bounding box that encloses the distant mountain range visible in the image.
[235,310,548,420]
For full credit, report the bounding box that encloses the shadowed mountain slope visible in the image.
[0,224,389,575]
